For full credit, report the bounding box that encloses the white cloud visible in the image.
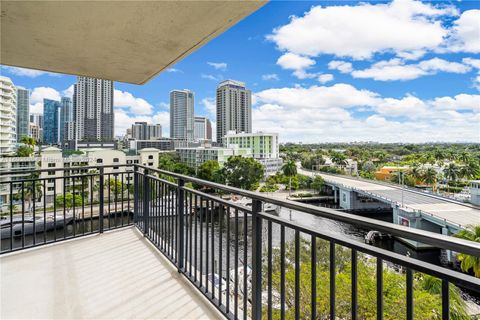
[1,66,62,78]
[445,10,480,54]
[328,61,353,73]
[62,85,74,98]
[29,87,62,114]
[114,89,153,115]
[166,68,182,73]
[463,58,480,70]
[201,97,216,116]
[276,53,319,79]
[350,58,471,81]
[267,0,457,60]
[207,62,227,71]
[201,74,222,81]
[262,74,280,81]
[317,74,334,84]
[253,83,479,143]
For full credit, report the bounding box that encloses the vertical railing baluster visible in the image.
[72,176,76,237]
[133,166,138,225]
[200,196,204,289]
[226,205,231,314]
[205,197,209,293]
[62,176,66,239]
[280,225,286,320]
[442,279,449,320]
[9,181,13,251]
[330,242,336,320]
[21,181,25,247]
[211,200,215,300]
[99,167,104,233]
[234,208,239,319]
[251,199,263,320]
[81,174,85,234]
[267,220,273,320]
[243,209,247,320]
[311,235,317,320]
[33,180,36,245]
[406,268,413,320]
[294,230,301,319]
[194,194,198,283]
[143,169,149,236]
[352,249,358,320]
[177,178,185,271]
[219,204,223,306]
[377,258,384,320]
[43,179,46,243]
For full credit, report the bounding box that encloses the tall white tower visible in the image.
[170,89,194,141]
[0,76,17,155]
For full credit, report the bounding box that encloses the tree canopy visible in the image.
[221,156,264,191]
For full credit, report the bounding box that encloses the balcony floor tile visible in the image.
[1,227,223,320]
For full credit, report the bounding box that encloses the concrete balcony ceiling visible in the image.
[1,0,267,84]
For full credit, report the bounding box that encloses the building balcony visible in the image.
[1,164,479,320]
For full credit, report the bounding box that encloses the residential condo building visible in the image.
[170,89,194,141]
[216,80,251,145]
[194,116,212,141]
[73,77,114,144]
[16,87,30,142]
[62,97,74,142]
[131,122,162,140]
[0,76,17,155]
[176,145,252,169]
[225,131,282,175]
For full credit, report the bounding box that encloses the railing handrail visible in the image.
[136,164,480,257]
[258,211,480,292]
[0,163,134,176]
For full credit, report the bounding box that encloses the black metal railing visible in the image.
[133,165,480,320]
[1,164,479,320]
[0,164,134,253]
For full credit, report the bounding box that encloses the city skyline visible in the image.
[1,0,479,143]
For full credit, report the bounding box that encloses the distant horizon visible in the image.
[2,0,479,144]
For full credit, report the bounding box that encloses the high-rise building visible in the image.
[0,76,17,155]
[62,97,74,142]
[16,87,30,142]
[43,99,62,145]
[73,77,114,143]
[194,116,212,141]
[29,113,43,143]
[170,89,194,141]
[216,80,251,145]
[131,122,162,140]
[29,123,41,142]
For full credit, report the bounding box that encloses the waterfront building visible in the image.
[194,116,212,141]
[216,80,251,145]
[170,89,194,141]
[73,77,114,143]
[0,76,17,155]
[16,87,30,142]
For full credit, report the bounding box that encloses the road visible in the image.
[297,166,480,228]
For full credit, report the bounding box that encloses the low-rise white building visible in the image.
[176,146,252,169]
[224,131,282,175]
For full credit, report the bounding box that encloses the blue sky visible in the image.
[1,0,479,143]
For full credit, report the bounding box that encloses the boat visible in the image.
[1,214,74,239]
[263,203,277,213]
[364,230,391,244]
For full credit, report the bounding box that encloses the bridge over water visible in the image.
[298,166,480,248]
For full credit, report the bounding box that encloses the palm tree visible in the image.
[454,225,480,277]
[410,164,424,185]
[20,136,36,149]
[443,163,459,192]
[282,160,297,196]
[459,151,470,164]
[423,167,437,191]
[331,152,347,167]
[459,161,479,181]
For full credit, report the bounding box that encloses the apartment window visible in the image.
[148,155,153,160]
[47,171,55,176]
[48,187,54,191]
[47,163,55,168]
[126,160,132,164]
[96,159,103,164]
[113,158,119,163]
[134,160,139,164]
[47,179,55,183]
[148,162,154,166]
